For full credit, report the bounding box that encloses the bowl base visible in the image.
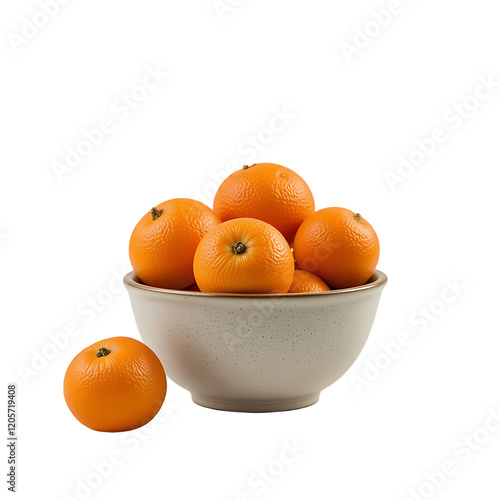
[191,393,320,413]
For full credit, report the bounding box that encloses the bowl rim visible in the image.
[123,269,387,299]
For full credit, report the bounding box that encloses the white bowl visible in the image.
[124,270,387,412]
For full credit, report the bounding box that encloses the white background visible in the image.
[1,1,500,499]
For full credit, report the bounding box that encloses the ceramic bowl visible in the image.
[124,270,387,412]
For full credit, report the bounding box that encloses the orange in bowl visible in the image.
[213,163,315,244]
[288,270,330,293]
[294,207,380,289]
[129,198,220,289]
[194,218,294,294]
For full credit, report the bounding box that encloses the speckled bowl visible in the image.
[124,270,387,412]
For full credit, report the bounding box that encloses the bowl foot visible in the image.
[191,393,320,413]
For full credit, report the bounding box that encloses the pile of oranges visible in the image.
[130,163,380,294]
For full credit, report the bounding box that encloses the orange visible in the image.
[63,337,167,432]
[288,270,330,293]
[129,198,220,289]
[194,218,294,294]
[294,207,379,289]
[213,163,315,244]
